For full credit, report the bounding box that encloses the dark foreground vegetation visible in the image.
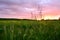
[0,19,60,40]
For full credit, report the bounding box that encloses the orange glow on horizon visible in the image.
[44,16,59,20]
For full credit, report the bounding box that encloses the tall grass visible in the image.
[0,20,60,40]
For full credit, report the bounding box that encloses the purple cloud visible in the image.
[0,0,60,19]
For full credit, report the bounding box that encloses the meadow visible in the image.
[0,19,60,40]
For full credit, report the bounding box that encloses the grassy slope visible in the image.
[0,19,60,40]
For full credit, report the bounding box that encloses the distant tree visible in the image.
[36,3,43,20]
[31,12,33,19]
[33,3,43,20]
[41,19,44,20]
[59,17,60,20]
[31,2,43,20]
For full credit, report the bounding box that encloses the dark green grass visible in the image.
[0,19,60,40]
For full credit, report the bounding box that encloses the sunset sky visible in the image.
[0,0,60,20]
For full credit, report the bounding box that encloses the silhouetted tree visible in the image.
[59,17,60,20]
[37,4,42,20]
[31,2,43,20]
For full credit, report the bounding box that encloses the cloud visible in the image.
[0,0,60,19]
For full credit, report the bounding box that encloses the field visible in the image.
[0,19,60,40]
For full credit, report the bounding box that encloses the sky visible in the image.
[0,0,60,20]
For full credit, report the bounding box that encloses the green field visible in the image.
[0,19,60,40]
